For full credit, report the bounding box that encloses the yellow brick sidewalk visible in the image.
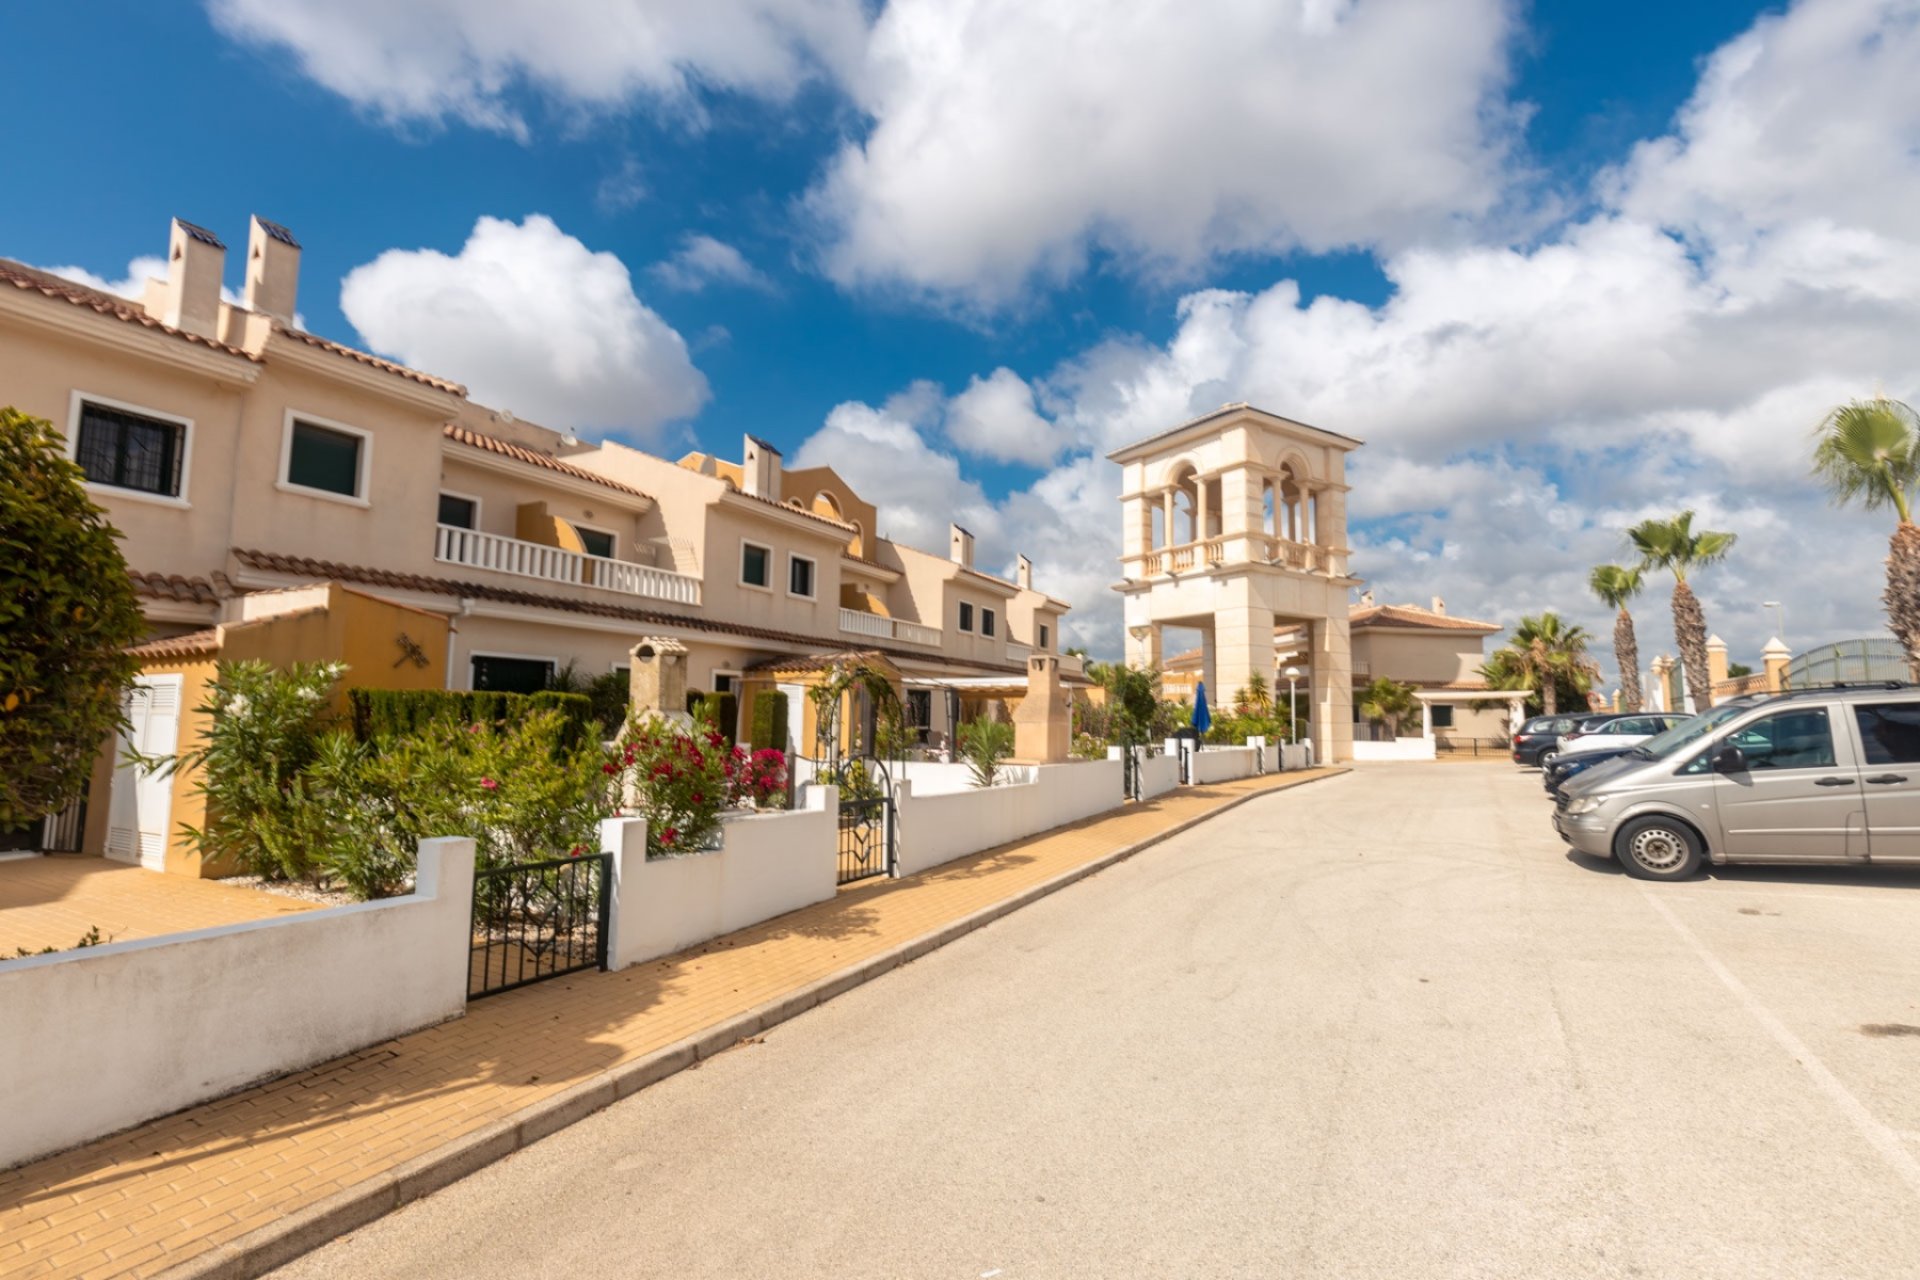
[0,856,314,956]
[0,769,1341,1279]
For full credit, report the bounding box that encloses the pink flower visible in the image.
[480,777,498,791]
[569,845,584,858]
[602,762,618,775]
[468,723,482,734]
[662,828,678,846]
[691,792,704,805]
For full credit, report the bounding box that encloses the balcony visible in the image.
[436,525,702,606]
[839,607,941,647]
[1125,534,1329,578]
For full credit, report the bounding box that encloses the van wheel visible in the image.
[1615,817,1703,881]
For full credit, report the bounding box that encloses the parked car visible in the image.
[1551,713,1689,762]
[1554,684,1920,879]
[1511,714,1586,766]
[1542,744,1638,795]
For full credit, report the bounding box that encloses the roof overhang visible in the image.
[1106,403,1364,464]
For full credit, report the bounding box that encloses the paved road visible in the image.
[275,764,1920,1279]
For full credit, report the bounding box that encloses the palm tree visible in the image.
[1589,564,1646,712]
[1629,511,1738,712]
[1358,677,1417,738]
[1812,397,1920,666]
[1486,612,1599,716]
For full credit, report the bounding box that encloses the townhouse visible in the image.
[1,215,1077,869]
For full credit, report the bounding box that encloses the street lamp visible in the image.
[1283,665,1302,746]
[1762,600,1786,645]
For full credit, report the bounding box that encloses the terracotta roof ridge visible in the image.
[127,570,222,606]
[128,627,223,660]
[0,258,259,362]
[726,486,856,532]
[274,323,466,396]
[442,424,652,501]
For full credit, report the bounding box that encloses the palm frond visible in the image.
[1812,398,1920,520]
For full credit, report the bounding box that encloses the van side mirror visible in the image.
[1711,744,1747,774]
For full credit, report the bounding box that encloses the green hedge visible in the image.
[348,688,597,747]
[750,690,789,753]
[696,692,738,745]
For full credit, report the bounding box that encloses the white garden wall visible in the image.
[601,790,839,968]
[1105,746,1182,799]
[894,759,1123,876]
[1190,745,1260,784]
[0,838,476,1170]
[1351,737,1437,761]
[1280,743,1314,770]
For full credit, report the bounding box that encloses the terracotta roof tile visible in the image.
[275,325,466,396]
[1349,603,1501,633]
[229,548,1034,677]
[0,259,258,362]
[743,649,891,675]
[128,571,222,606]
[442,425,652,501]
[727,487,856,532]
[128,627,222,661]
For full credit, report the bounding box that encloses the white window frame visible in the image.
[570,518,621,558]
[466,650,557,693]
[67,390,194,509]
[958,601,975,633]
[278,409,373,507]
[739,538,774,592]
[437,489,483,530]
[787,552,818,600]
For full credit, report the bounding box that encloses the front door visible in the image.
[106,674,182,870]
[1712,704,1865,862]
[1849,701,1920,863]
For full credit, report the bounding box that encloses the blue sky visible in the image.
[7,0,1917,671]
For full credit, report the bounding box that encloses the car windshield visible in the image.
[1634,703,1751,760]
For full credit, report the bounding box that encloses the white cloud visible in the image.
[809,0,1521,305]
[38,255,169,301]
[649,235,775,293]
[341,214,708,437]
[595,156,648,213]
[797,0,1920,663]
[943,368,1069,467]
[205,0,869,135]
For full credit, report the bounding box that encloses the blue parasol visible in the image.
[1192,680,1212,738]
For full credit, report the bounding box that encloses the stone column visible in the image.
[1762,637,1791,691]
[1195,479,1210,548]
[1212,604,1275,713]
[1162,488,1177,547]
[1309,613,1354,762]
[1705,634,1727,707]
[1125,623,1162,671]
[1013,655,1069,763]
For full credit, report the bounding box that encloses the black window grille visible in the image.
[75,402,184,497]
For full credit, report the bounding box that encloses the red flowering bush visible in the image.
[737,748,789,808]
[619,719,738,857]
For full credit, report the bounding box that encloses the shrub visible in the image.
[740,749,789,808]
[696,692,738,745]
[0,407,145,831]
[618,715,743,857]
[958,714,1014,788]
[169,660,348,881]
[749,690,789,753]
[584,670,628,737]
[347,687,595,748]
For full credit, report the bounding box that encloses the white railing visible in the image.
[1007,642,1033,664]
[839,608,942,647]
[436,525,702,606]
[1258,536,1326,573]
[1125,534,1329,578]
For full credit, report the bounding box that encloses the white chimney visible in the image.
[155,218,225,339]
[244,216,301,324]
[742,434,782,501]
[1016,554,1032,590]
[1360,590,1375,607]
[1431,596,1446,616]
[950,524,975,569]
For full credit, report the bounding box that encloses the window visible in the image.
[438,493,477,529]
[741,541,771,588]
[1727,707,1837,771]
[1429,704,1455,729]
[789,554,816,598]
[906,689,933,744]
[74,400,186,498]
[714,673,736,695]
[1856,703,1920,765]
[284,416,367,499]
[470,654,554,695]
[958,602,974,632]
[1039,624,1050,650]
[575,526,616,558]
[982,608,997,638]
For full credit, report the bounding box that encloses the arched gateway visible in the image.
[1109,403,1362,763]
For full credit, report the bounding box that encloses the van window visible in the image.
[1728,707,1837,771]
[1855,703,1920,764]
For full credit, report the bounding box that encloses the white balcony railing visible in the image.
[1007,642,1033,664]
[1125,533,1333,578]
[839,608,942,647]
[436,524,702,606]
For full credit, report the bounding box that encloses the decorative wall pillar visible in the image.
[1013,655,1069,763]
[629,637,690,723]
[1762,637,1791,691]
[1310,613,1354,763]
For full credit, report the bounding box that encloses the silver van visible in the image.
[1553,684,1920,880]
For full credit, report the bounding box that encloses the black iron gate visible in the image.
[837,793,894,885]
[469,853,610,999]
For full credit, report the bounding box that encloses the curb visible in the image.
[162,767,1347,1280]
